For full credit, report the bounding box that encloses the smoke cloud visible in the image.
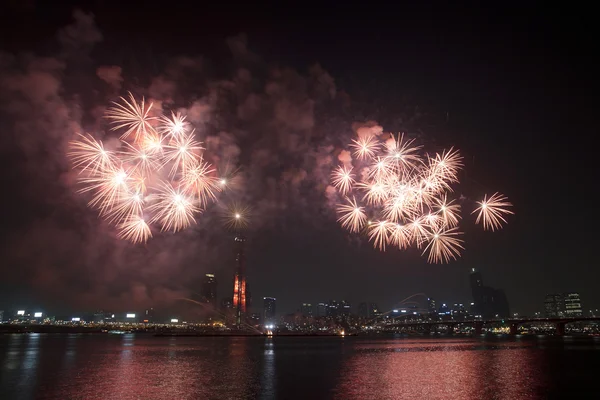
[0,10,367,311]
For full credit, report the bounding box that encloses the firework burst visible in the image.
[332,132,513,263]
[69,92,225,243]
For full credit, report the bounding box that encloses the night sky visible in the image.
[0,2,596,316]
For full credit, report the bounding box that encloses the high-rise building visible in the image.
[358,302,380,319]
[0,310,4,322]
[201,274,218,309]
[339,301,351,317]
[144,308,155,323]
[264,297,276,324]
[316,303,327,317]
[564,293,582,316]
[427,298,437,315]
[326,300,339,317]
[438,303,450,315]
[301,303,313,316]
[469,268,510,318]
[232,236,247,327]
[544,294,564,317]
[545,293,582,317]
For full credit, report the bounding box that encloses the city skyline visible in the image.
[0,3,597,317]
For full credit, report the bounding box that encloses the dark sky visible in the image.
[0,1,596,316]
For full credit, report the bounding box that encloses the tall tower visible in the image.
[232,235,247,328]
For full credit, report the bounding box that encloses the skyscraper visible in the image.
[201,274,218,309]
[264,297,276,324]
[358,302,380,319]
[564,293,582,316]
[301,303,313,316]
[316,302,327,317]
[232,235,247,327]
[427,298,437,315]
[469,268,510,318]
[545,293,582,317]
[545,294,564,317]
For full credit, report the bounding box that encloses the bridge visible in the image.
[371,317,600,336]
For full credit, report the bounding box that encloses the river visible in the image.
[1,333,599,399]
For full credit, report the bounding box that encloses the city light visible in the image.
[72,317,80,322]
[171,319,179,323]
[126,313,136,318]
[34,312,42,318]
[17,310,25,315]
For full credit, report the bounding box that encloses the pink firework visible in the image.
[332,132,513,263]
[69,92,225,243]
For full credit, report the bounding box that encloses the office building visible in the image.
[427,298,437,315]
[316,302,327,317]
[264,297,277,324]
[545,293,583,317]
[301,303,313,317]
[564,293,582,316]
[469,268,510,318]
[144,308,155,323]
[358,302,380,319]
[201,274,218,309]
[544,294,564,317]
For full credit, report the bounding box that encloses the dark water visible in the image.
[1,334,600,399]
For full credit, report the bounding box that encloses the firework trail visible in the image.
[68,93,224,243]
[332,132,513,263]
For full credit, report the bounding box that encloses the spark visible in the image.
[350,135,380,160]
[159,111,187,137]
[223,203,251,230]
[422,227,465,264]
[149,182,199,232]
[368,221,392,251]
[118,215,152,244]
[181,160,219,208]
[68,133,116,174]
[105,92,156,142]
[163,130,204,177]
[336,197,367,233]
[472,192,514,231]
[434,195,461,228]
[120,142,160,177]
[79,166,131,215]
[331,165,355,195]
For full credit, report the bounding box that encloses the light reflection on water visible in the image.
[1,334,599,399]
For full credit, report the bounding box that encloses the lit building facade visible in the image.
[427,298,437,315]
[545,293,582,317]
[564,293,582,316]
[232,236,247,327]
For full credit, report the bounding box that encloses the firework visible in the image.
[336,197,367,233]
[472,192,514,232]
[105,92,156,141]
[69,92,225,242]
[222,203,251,230]
[331,165,355,195]
[332,132,513,263]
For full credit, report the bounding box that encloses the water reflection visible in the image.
[260,338,276,399]
[334,338,544,400]
[2,335,599,399]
